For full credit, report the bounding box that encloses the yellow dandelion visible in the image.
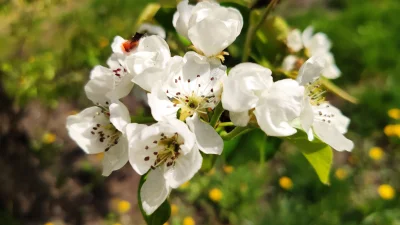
[335,168,348,180]
[42,132,56,144]
[171,204,179,216]
[117,200,131,214]
[209,188,223,202]
[223,165,234,174]
[394,124,400,137]
[180,181,190,189]
[183,216,195,225]
[378,184,395,200]
[279,176,293,190]
[384,124,396,136]
[369,147,384,161]
[388,108,400,120]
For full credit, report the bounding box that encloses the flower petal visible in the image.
[141,167,171,215]
[282,55,298,71]
[300,98,315,141]
[109,101,131,133]
[102,136,128,176]
[138,23,166,39]
[164,146,202,188]
[186,114,223,155]
[313,121,354,152]
[297,56,326,86]
[148,83,179,122]
[173,0,194,38]
[287,29,303,52]
[222,63,272,112]
[255,79,304,137]
[230,111,250,127]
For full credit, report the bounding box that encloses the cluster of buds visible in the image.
[67,0,353,215]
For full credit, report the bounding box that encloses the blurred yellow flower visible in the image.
[335,168,348,180]
[163,223,169,225]
[209,188,223,202]
[44,222,54,225]
[171,204,179,216]
[42,132,56,144]
[388,108,400,120]
[207,168,216,176]
[369,147,384,161]
[384,124,400,137]
[223,165,234,174]
[180,181,190,189]
[279,176,293,190]
[117,200,131,214]
[183,216,195,225]
[378,184,395,200]
[99,37,109,48]
[113,223,122,225]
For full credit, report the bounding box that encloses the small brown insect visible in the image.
[121,32,145,53]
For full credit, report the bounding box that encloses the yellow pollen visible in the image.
[306,80,326,106]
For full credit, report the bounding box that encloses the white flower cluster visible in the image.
[282,26,341,79]
[66,0,353,216]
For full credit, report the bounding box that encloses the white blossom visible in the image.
[66,101,133,176]
[173,0,243,57]
[283,26,341,79]
[126,35,171,92]
[127,119,202,214]
[85,53,134,105]
[147,51,225,154]
[297,56,354,151]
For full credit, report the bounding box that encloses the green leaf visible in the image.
[285,130,333,185]
[200,153,218,172]
[138,175,171,225]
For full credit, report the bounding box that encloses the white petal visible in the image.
[322,64,341,79]
[230,111,250,127]
[166,119,196,154]
[164,147,202,188]
[138,23,166,39]
[282,55,298,71]
[66,107,108,154]
[255,79,304,137]
[308,32,332,55]
[287,29,303,52]
[188,3,243,56]
[297,56,326,86]
[299,98,314,141]
[319,103,350,134]
[147,83,179,122]
[302,26,314,48]
[111,36,126,55]
[313,121,353,152]
[173,0,194,38]
[109,101,131,133]
[222,63,272,112]
[141,167,171,215]
[186,114,223,155]
[102,136,128,176]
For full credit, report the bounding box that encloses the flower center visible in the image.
[306,80,326,106]
[143,133,183,169]
[90,105,122,152]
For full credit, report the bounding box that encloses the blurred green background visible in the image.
[1,0,400,224]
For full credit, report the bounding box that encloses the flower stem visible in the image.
[242,0,279,62]
[320,77,359,104]
[210,102,224,128]
[217,122,234,128]
[220,126,254,141]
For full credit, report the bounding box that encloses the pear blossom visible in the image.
[221,63,273,126]
[126,35,171,92]
[66,101,133,176]
[147,51,225,153]
[85,53,134,105]
[173,0,243,58]
[297,56,354,151]
[222,63,304,136]
[127,119,202,214]
[137,23,166,39]
[283,26,341,79]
